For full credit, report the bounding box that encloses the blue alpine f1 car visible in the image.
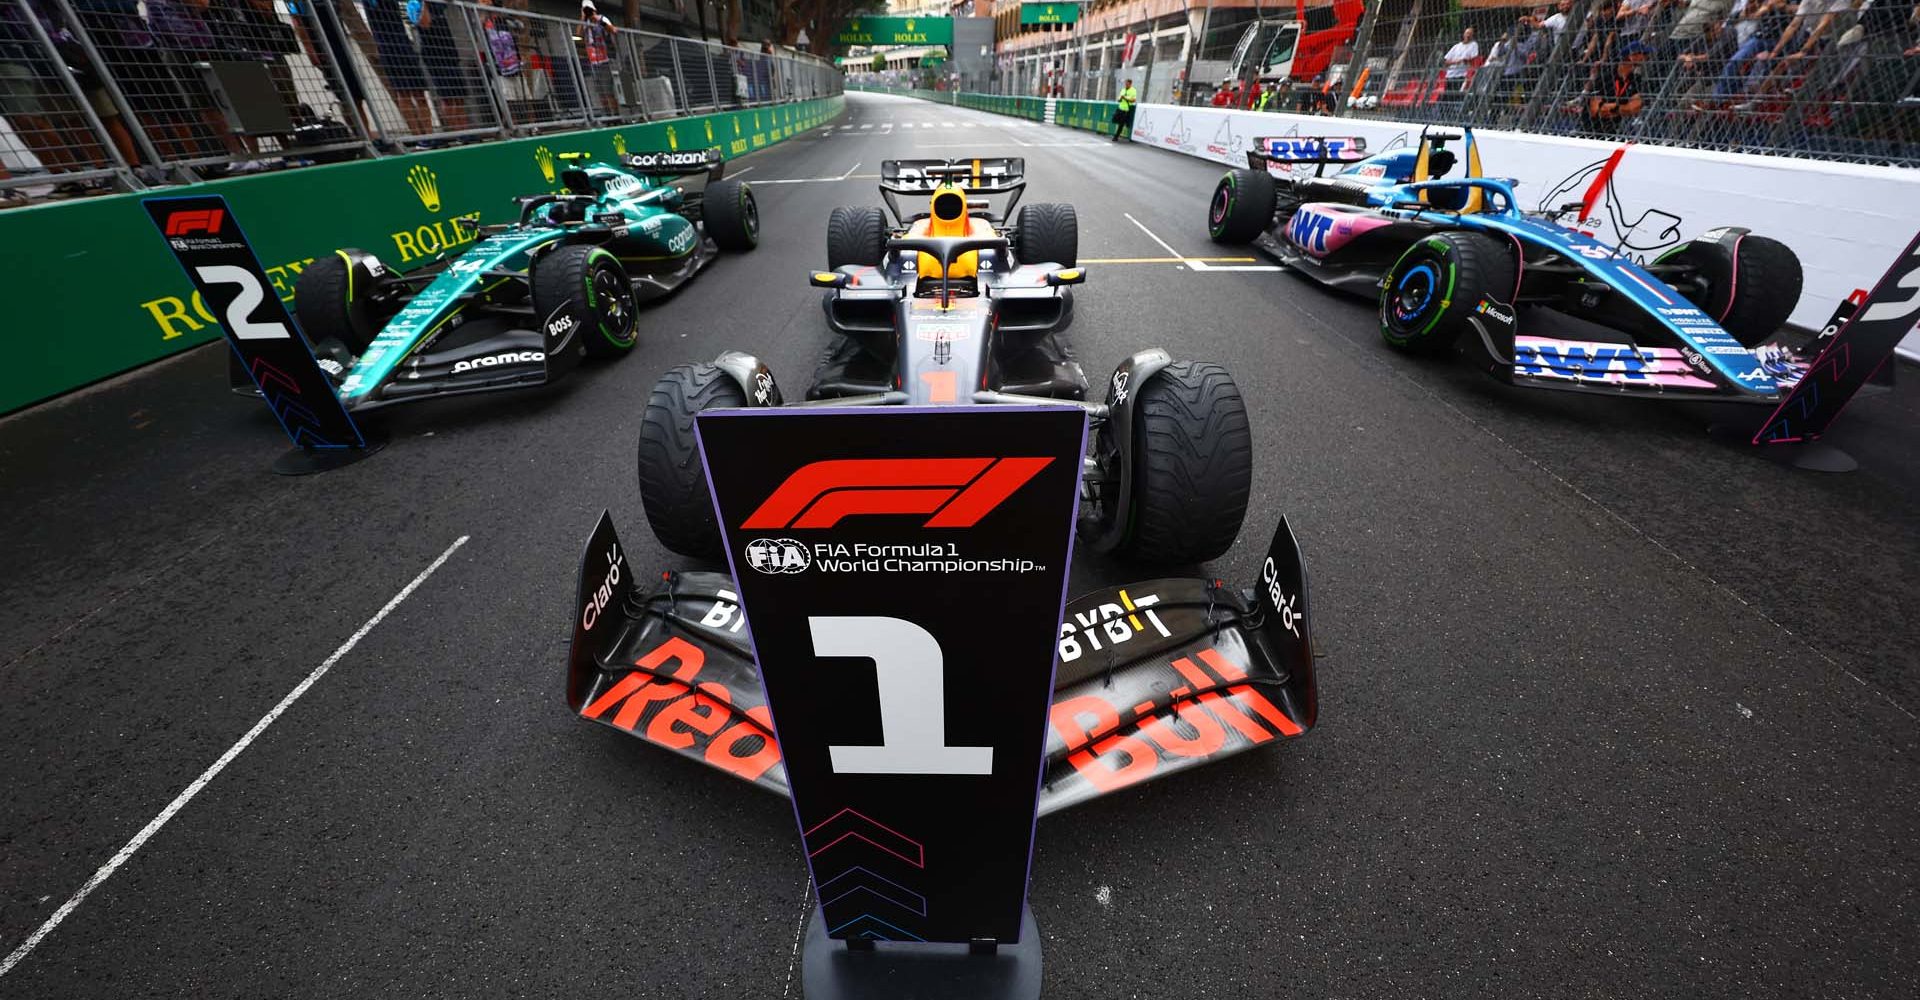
[268,148,758,410]
[1207,129,1813,402]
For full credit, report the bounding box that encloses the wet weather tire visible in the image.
[827,206,887,268]
[1016,202,1078,267]
[638,363,747,560]
[1662,234,1802,348]
[1208,169,1276,245]
[294,249,394,356]
[534,245,636,360]
[1378,231,1515,354]
[703,179,759,252]
[1114,361,1253,565]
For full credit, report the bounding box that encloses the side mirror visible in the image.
[811,271,851,289]
[1045,268,1085,287]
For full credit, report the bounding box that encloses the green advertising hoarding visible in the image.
[0,96,844,415]
[833,16,953,46]
[1019,3,1079,25]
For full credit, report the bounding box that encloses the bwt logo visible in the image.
[1286,210,1333,255]
[1263,138,1349,162]
[743,457,1052,530]
[164,209,224,236]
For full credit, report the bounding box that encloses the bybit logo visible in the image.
[535,145,556,184]
[406,164,440,212]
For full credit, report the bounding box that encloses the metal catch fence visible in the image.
[0,0,841,203]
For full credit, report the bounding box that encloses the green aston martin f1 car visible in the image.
[276,148,758,409]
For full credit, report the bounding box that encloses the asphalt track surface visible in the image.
[3,92,1918,998]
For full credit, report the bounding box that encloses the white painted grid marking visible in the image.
[0,534,472,979]
[1124,213,1280,272]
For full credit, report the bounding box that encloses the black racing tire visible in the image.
[703,178,760,252]
[533,244,637,360]
[1378,231,1515,354]
[637,363,747,559]
[1208,169,1277,244]
[827,205,887,268]
[1016,202,1078,268]
[294,249,394,356]
[1662,234,1802,348]
[1112,361,1253,565]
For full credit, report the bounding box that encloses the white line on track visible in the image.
[741,161,863,185]
[780,877,814,997]
[0,534,471,980]
[730,166,754,177]
[1123,212,1280,272]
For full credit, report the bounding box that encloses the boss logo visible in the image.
[546,314,577,339]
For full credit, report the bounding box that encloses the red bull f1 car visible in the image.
[566,157,1316,814]
[1208,129,1824,402]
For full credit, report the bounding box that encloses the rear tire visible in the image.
[294,249,395,356]
[703,179,759,252]
[1662,234,1802,348]
[1112,361,1253,565]
[1208,169,1277,244]
[534,244,637,360]
[1016,202,1078,267]
[827,206,887,268]
[1378,231,1515,354]
[638,363,747,559]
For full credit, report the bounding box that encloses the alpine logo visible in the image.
[452,350,544,373]
[744,537,811,574]
[164,208,224,236]
[742,457,1052,530]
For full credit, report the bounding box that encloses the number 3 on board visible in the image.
[811,616,993,776]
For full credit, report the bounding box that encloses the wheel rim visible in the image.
[1390,262,1439,328]
[1209,182,1233,230]
[742,191,759,238]
[594,266,635,343]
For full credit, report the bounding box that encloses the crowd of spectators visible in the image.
[2,0,800,206]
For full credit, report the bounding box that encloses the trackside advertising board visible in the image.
[698,406,1086,945]
[141,196,364,450]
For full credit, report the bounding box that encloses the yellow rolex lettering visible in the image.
[415,225,443,255]
[140,296,202,340]
[392,228,423,261]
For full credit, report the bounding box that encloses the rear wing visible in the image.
[1247,135,1369,175]
[880,158,1026,225]
[618,146,726,181]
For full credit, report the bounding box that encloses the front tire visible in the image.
[1016,202,1078,267]
[827,206,887,268]
[1661,234,1802,348]
[638,363,748,559]
[294,249,396,355]
[1208,169,1276,244]
[703,179,759,252]
[1110,361,1253,565]
[1378,231,1515,354]
[534,245,637,360]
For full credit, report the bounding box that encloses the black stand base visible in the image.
[803,905,1042,1000]
[270,427,389,476]
[1707,423,1858,473]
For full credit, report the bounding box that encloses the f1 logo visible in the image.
[164,208,224,236]
[743,457,1052,530]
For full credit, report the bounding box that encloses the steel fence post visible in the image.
[1333,0,1385,116]
[45,0,171,173]
[21,0,141,187]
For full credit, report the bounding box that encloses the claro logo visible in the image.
[743,457,1052,530]
[580,541,623,631]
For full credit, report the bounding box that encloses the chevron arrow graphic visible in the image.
[804,808,924,868]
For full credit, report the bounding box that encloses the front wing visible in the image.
[566,513,1318,817]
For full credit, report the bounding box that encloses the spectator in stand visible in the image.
[361,0,430,134]
[1210,82,1231,106]
[1710,0,1795,102]
[205,0,302,163]
[1585,37,1651,131]
[1572,0,1623,90]
[1543,0,1574,36]
[146,0,248,159]
[1442,26,1480,97]
[284,0,376,138]
[408,0,472,130]
[1,0,141,191]
[579,0,616,116]
[1762,0,1863,81]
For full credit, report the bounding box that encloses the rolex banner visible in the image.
[697,406,1085,944]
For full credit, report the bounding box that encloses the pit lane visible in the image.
[1,92,1917,998]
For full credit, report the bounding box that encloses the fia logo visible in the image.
[534,146,556,184]
[745,538,810,574]
[406,164,440,213]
